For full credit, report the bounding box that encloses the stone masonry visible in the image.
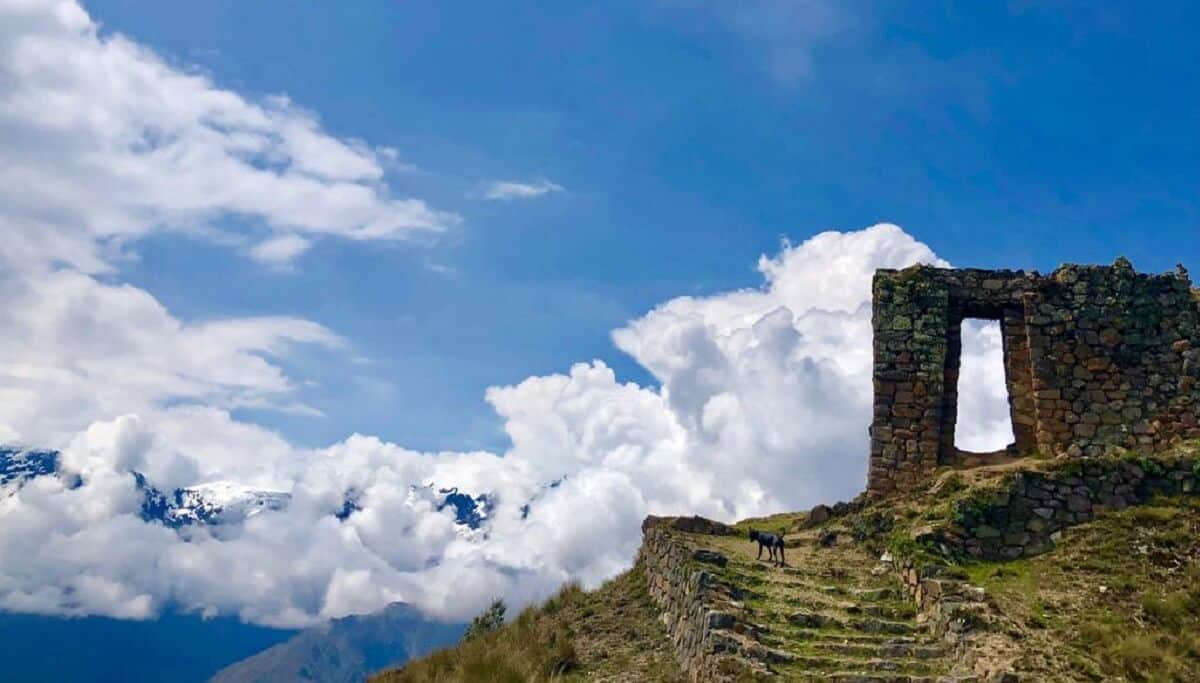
[931,451,1200,561]
[868,258,1200,497]
[639,518,768,682]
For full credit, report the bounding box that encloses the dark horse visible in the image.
[749,529,786,566]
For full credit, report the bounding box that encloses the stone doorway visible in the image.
[943,317,1021,466]
[868,262,1200,498]
[867,267,1040,496]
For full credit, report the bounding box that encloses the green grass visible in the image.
[375,597,578,683]
[960,495,1200,681]
[374,563,685,683]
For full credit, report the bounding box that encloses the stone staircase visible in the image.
[697,531,974,682]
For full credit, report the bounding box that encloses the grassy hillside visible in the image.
[963,496,1200,680]
[373,565,686,682]
[380,443,1200,682]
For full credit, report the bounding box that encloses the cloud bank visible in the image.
[0,0,1015,629]
[0,0,457,272]
[0,224,1013,627]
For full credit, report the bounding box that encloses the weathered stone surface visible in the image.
[639,523,767,682]
[892,553,1021,682]
[974,525,1002,539]
[642,514,735,536]
[787,610,836,629]
[691,549,728,567]
[932,454,1199,561]
[869,261,1200,497]
[807,503,833,526]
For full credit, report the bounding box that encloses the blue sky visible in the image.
[82,1,1200,452]
[81,1,1199,453]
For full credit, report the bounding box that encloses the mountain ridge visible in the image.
[210,602,464,683]
[0,446,499,534]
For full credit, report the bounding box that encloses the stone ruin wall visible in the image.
[639,517,770,682]
[868,259,1200,498]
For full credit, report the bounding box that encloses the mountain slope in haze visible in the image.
[0,611,295,683]
[210,603,464,683]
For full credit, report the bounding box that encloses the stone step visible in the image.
[780,654,942,675]
[846,603,917,620]
[799,640,947,660]
[809,585,902,600]
[768,575,897,591]
[701,540,959,683]
[791,632,934,646]
[726,569,900,595]
[759,619,938,640]
[778,595,916,620]
[798,675,975,683]
[731,560,888,578]
[782,565,889,580]
[737,569,903,594]
[761,629,941,652]
[757,602,915,626]
[785,610,918,635]
[752,605,921,631]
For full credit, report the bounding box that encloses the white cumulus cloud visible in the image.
[0,0,458,272]
[0,268,341,453]
[479,179,564,201]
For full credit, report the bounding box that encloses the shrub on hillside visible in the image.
[462,599,507,642]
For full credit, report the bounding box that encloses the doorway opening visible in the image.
[954,318,1016,453]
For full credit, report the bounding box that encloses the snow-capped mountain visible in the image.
[0,447,289,528]
[432,486,495,529]
[0,447,59,488]
[134,474,290,528]
[404,484,496,538]
[336,483,496,538]
[1,446,499,535]
[173,482,290,526]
